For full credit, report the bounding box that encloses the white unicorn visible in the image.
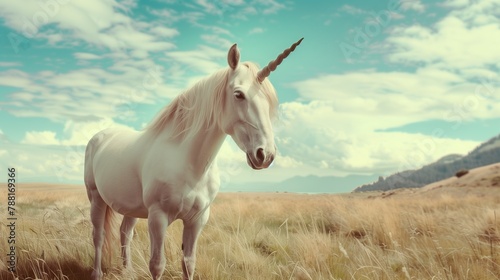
[84,38,303,280]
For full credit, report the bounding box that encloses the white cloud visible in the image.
[242,6,257,15]
[259,0,286,14]
[442,0,470,8]
[387,3,500,69]
[147,8,204,25]
[0,141,86,183]
[61,119,133,146]
[400,0,425,12]
[451,0,500,24]
[193,0,285,17]
[292,67,500,128]
[0,69,37,90]
[273,155,303,168]
[221,0,245,5]
[201,34,233,48]
[338,4,368,15]
[389,12,405,20]
[21,119,135,146]
[74,52,101,60]
[0,60,185,123]
[165,45,227,75]
[272,101,481,176]
[22,131,61,145]
[0,0,177,56]
[195,0,224,15]
[0,62,21,67]
[194,24,232,36]
[249,27,264,34]
[0,129,8,143]
[149,26,179,38]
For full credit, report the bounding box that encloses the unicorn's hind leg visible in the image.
[89,189,108,280]
[85,134,108,280]
[120,215,138,269]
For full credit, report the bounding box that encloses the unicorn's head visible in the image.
[220,38,303,170]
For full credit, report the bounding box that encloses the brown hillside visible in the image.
[360,163,500,199]
[421,162,500,191]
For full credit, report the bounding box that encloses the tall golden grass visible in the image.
[1,184,499,279]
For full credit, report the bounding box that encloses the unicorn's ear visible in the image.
[227,44,240,70]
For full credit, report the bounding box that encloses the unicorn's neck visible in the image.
[149,67,229,179]
[181,72,229,178]
[184,124,226,179]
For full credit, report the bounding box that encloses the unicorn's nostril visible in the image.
[256,148,265,163]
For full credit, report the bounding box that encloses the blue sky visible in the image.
[0,0,499,187]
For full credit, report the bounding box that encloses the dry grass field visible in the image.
[1,164,499,279]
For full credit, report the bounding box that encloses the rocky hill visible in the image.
[354,134,500,192]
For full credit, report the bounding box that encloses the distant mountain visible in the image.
[354,134,500,192]
[222,174,378,194]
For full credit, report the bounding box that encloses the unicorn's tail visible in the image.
[102,206,121,265]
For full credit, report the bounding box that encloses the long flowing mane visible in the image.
[146,62,278,140]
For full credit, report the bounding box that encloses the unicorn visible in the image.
[84,38,303,280]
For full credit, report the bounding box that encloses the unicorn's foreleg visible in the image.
[147,204,169,280]
[90,191,108,280]
[120,215,138,269]
[181,209,210,280]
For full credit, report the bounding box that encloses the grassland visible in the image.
[1,181,499,280]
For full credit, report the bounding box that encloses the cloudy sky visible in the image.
[0,0,499,188]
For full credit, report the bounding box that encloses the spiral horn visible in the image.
[257,38,303,83]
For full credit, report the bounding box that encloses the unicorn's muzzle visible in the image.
[246,148,275,170]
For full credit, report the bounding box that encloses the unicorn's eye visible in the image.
[234,90,245,100]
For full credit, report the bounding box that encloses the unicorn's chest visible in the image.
[147,182,217,222]
[143,166,220,222]
[177,191,214,221]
